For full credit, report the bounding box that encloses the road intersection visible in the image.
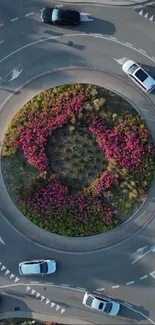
[0,0,155,324]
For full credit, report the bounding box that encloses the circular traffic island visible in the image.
[1,84,155,237]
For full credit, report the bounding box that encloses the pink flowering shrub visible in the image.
[3,89,88,171]
[88,114,154,170]
[26,182,113,226]
[92,170,119,195]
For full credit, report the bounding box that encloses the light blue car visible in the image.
[19,259,56,275]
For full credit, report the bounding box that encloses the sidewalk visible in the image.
[56,0,155,7]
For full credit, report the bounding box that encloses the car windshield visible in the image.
[40,262,48,273]
[135,69,148,82]
[104,303,112,314]
[86,296,94,307]
[128,63,139,74]
[52,9,59,22]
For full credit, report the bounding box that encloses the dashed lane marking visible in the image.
[0,40,4,45]
[139,48,146,53]
[77,287,86,290]
[25,12,34,17]
[126,42,133,47]
[126,281,135,286]
[112,285,120,289]
[110,36,117,40]
[96,288,105,291]
[0,23,4,28]
[61,284,70,287]
[10,17,19,22]
[140,275,148,280]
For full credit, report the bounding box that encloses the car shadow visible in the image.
[53,17,116,36]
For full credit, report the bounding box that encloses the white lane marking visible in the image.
[0,236,5,244]
[0,40,4,45]
[96,288,105,291]
[80,12,91,15]
[92,34,155,63]
[46,299,50,305]
[149,15,154,21]
[0,23,4,28]
[144,12,149,19]
[121,302,138,313]
[114,57,129,65]
[5,269,10,275]
[1,265,6,271]
[8,68,23,82]
[139,48,146,53]
[61,284,70,287]
[51,302,55,308]
[123,302,132,307]
[10,273,15,279]
[139,311,155,325]
[45,282,54,285]
[61,308,65,314]
[55,4,63,8]
[110,36,117,40]
[31,289,36,295]
[30,281,39,284]
[139,9,144,15]
[36,292,41,298]
[126,281,135,286]
[112,285,120,289]
[150,271,155,279]
[14,277,19,282]
[41,295,45,301]
[56,305,60,310]
[11,17,19,22]
[140,275,148,280]
[126,42,133,47]
[0,33,155,68]
[26,286,31,291]
[77,287,86,290]
[25,12,34,17]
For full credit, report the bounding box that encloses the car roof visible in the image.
[52,8,80,21]
[21,263,40,274]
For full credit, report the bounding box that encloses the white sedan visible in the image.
[19,259,56,275]
[83,292,120,316]
[122,60,155,93]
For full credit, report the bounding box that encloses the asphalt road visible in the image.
[0,0,155,324]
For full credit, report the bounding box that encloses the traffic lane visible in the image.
[0,213,154,292]
[1,33,155,83]
[0,0,43,23]
[1,284,149,324]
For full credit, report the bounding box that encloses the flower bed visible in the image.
[2,84,155,236]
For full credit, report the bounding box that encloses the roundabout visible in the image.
[0,1,155,324]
